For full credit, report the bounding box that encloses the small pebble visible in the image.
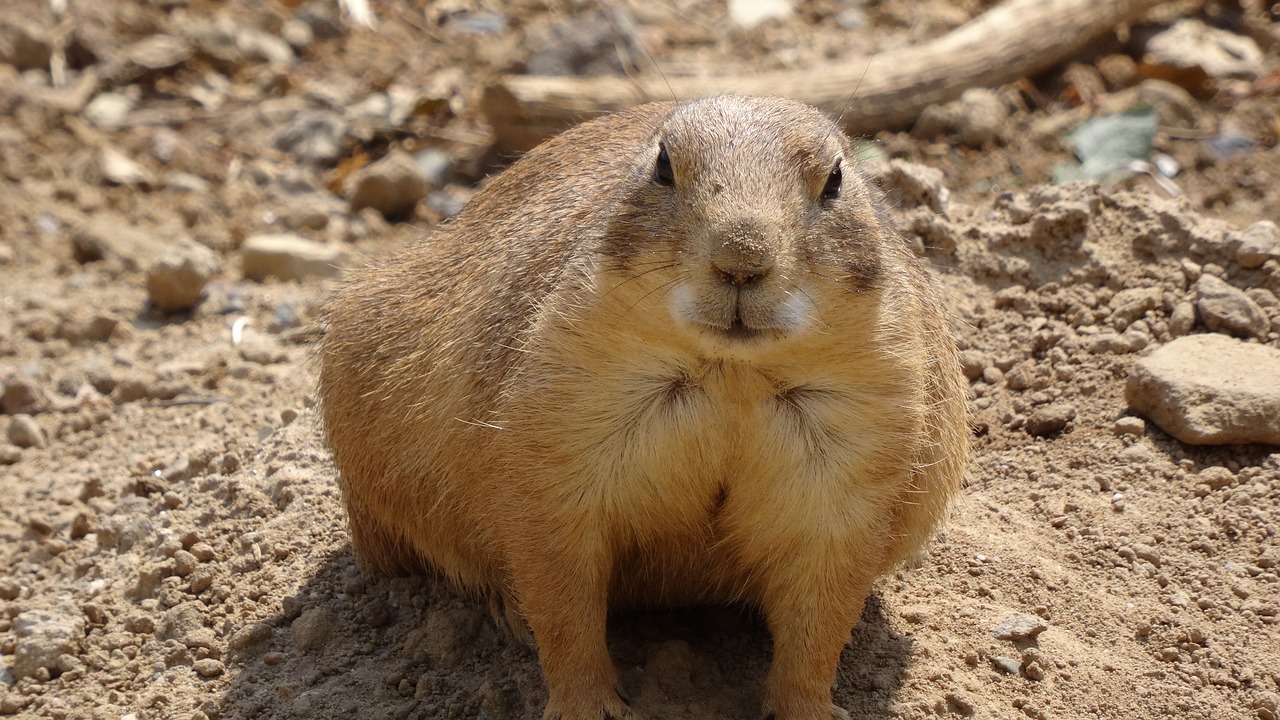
[1024,404,1076,437]
[1112,416,1145,436]
[147,242,223,312]
[193,658,225,678]
[992,656,1021,674]
[992,614,1048,641]
[7,415,46,449]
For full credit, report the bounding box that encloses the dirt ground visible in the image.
[2,1,1279,719]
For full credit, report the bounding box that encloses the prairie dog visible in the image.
[319,95,969,720]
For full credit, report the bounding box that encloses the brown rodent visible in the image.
[319,95,969,720]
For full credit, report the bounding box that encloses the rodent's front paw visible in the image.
[543,689,638,720]
[762,703,851,720]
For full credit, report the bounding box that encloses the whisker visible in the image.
[623,275,684,316]
[600,263,680,300]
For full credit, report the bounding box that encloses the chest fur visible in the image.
[505,346,920,542]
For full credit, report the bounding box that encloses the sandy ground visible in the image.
[2,1,1279,719]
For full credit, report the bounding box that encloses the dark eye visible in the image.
[653,143,675,187]
[821,160,842,201]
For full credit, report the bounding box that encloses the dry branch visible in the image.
[482,0,1172,152]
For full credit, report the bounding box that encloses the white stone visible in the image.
[1126,334,1280,445]
[241,233,349,282]
[727,0,794,30]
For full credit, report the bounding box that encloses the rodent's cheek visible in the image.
[667,282,701,328]
[776,291,815,331]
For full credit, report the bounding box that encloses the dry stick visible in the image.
[482,0,1172,152]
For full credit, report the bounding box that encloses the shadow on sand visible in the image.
[217,544,913,720]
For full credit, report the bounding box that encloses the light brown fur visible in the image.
[319,95,969,720]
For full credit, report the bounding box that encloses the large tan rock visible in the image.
[1126,334,1280,445]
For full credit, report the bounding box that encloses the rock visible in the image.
[992,656,1022,674]
[1168,301,1196,337]
[280,193,334,232]
[952,88,1008,147]
[3,375,47,415]
[1112,416,1145,437]
[240,233,349,282]
[1195,275,1268,338]
[163,172,211,194]
[413,148,453,187]
[1197,466,1235,491]
[160,602,217,649]
[84,93,135,131]
[1108,287,1162,325]
[1205,132,1256,163]
[992,614,1048,641]
[914,88,1008,147]
[13,608,85,679]
[272,110,347,166]
[1237,221,1280,269]
[836,8,866,29]
[525,11,624,77]
[172,550,199,577]
[0,579,20,600]
[99,147,154,187]
[193,658,225,678]
[958,350,988,382]
[7,414,45,449]
[56,311,121,344]
[1249,289,1279,311]
[228,622,273,652]
[870,160,950,214]
[0,444,20,465]
[147,241,223,312]
[1117,442,1154,465]
[1126,334,1280,445]
[1143,19,1263,80]
[123,35,194,71]
[292,607,339,652]
[236,27,295,66]
[444,11,508,36]
[344,150,426,220]
[1135,79,1200,129]
[281,18,314,49]
[728,0,794,29]
[1024,404,1076,437]
[403,608,481,669]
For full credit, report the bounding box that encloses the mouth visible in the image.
[697,312,775,343]
[724,316,760,341]
[668,283,797,344]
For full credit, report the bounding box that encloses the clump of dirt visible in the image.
[2,1,1278,719]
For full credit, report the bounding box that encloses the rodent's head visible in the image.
[600,95,889,357]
